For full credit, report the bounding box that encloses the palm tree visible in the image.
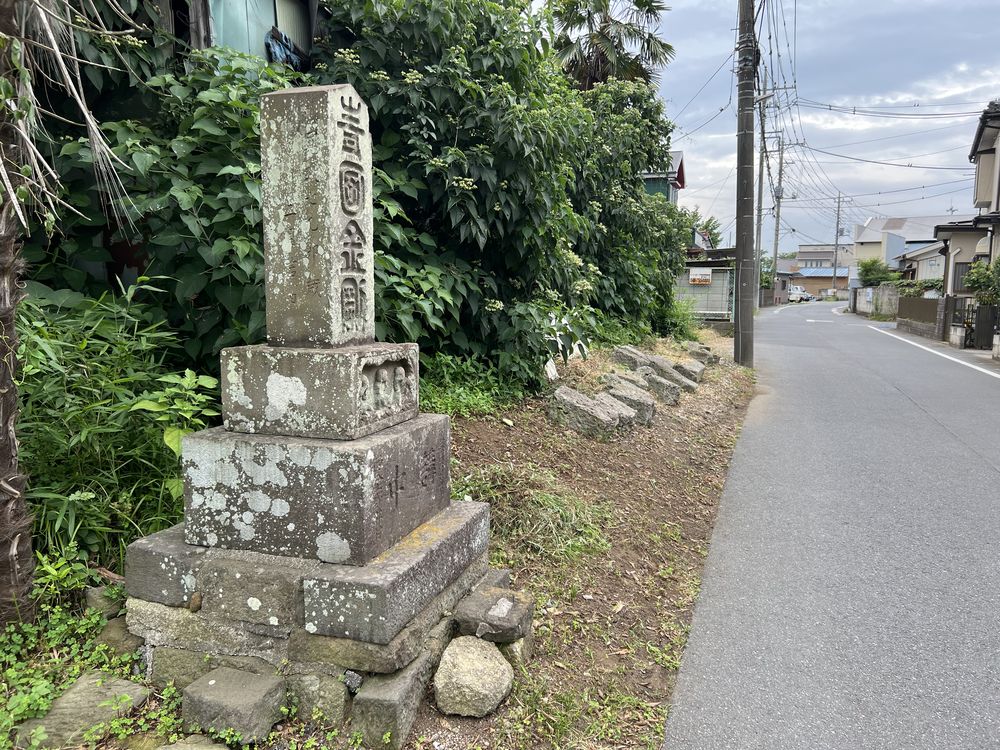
[0,0,131,623]
[553,0,675,90]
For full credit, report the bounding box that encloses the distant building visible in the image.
[642,151,686,205]
[795,243,852,269]
[851,215,975,286]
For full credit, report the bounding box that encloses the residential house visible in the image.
[768,258,796,305]
[795,243,852,269]
[895,241,946,282]
[933,220,988,297]
[643,151,686,205]
[967,100,1000,263]
[793,267,850,297]
[850,214,974,285]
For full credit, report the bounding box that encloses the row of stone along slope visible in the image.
[548,342,720,438]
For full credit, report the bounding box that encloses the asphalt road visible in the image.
[663,301,1000,750]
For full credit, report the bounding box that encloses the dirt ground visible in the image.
[408,332,755,749]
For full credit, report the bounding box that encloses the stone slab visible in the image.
[548,386,622,439]
[262,84,375,348]
[302,501,490,644]
[182,414,451,565]
[287,674,350,725]
[635,370,681,404]
[149,646,274,690]
[221,343,419,440]
[16,671,149,749]
[639,364,696,393]
[594,392,637,429]
[182,667,284,741]
[454,586,534,643]
[499,627,535,669]
[85,586,122,619]
[125,524,207,607]
[685,341,720,364]
[351,618,452,750]
[604,381,655,425]
[289,553,487,674]
[125,598,289,666]
[675,359,706,383]
[95,616,145,657]
[198,547,320,628]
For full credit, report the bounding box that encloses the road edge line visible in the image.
[867,325,1000,381]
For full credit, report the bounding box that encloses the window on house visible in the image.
[954,262,972,292]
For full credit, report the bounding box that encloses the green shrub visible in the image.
[419,354,526,417]
[857,258,899,287]
[17,284,218,568]
[655,296,700,341]
[962,259,1000,305]
[894,278,943,298]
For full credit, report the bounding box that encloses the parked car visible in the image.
[788,285,815,303]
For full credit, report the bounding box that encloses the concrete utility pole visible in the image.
[770,136,785,279]
[734,0,756,367]
[832,192,842,295]
[754,69,767,311]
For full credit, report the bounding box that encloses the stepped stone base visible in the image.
[181,414,450,565]
[182,667,284,741]
[222,343,418,440]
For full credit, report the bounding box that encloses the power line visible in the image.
[796,100,981,119]
[802,144,974,170]
[672,51,735,121]
[815,122,970,149]
[783,177,973,202]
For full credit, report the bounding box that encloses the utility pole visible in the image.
[734,0,756,366]
[771,136,785,278]
[832,192,842,295]
[754,68,767,311]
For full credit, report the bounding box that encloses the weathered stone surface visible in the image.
[261,84,374,348]
[85,586,122,619]
[302,501,489,643]
[198,548,320,628]
[603,381,655,425]
[548,386,622,439]
[125,598,289,666]
[149,646,273,690]
[434,636,513,718]
[454,586,534,643]
[182,667,284,741]
[351,619,452,750]
[685,341,719,364]
[611,344,652,370]
[287,674,349,724]
[674,359,705,383]
[634,370,681,404]
[155,735,224,750]
[182,414,451,565]
[543,359,560,381]
[221,343,418,440]
[95,616,145,657]
[593,392,637,429]
[290,554,486,673]
[125,524,207,607]
[639,364,696,393]
[475,567,512,591]
[343,670,364,693]
[499,628,534,669]
[16,671,149,749]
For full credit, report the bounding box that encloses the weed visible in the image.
[419,354,525,417]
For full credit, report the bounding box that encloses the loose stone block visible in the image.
[454,586,534,643]
[125,524,207,607]
[499,627,535,669]
[289,554,487,673]
[198,548,320,628]
[182,667,284,741]
[16,671,149,749]
[604,381,655,425]
[475,567,512,591]
[685,340,719,364]
[611,344,652,370]
[126,598,289,666]
[302,501,490,644]
[182,414,451,565]
[594,392,637,429]
[221,343,419,440]
[85,586,122,619]
[261,84,375,348]
[149,646,273,690]
[433,636,513,718]
[95,616,145,657]
[351,619,451,750]
[287,674,349,724]
[548,386,622,439]
[675,359,706,383]
[636,370,681,404]
[640,364,696,393]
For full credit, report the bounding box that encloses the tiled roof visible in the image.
[794,268,850,278]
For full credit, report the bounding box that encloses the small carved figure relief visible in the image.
[393,367,407,406]
[339,162,365,216]
[359,373,371,412]
[375,368,392,409]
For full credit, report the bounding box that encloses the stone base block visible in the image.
[126,598,290,666]
[182,667,284,741]
[290,553,487,674]
[302,501,490,643]
[604,381,655,425]
[454,586,534,642]
[182,414,451,565]
[548,386,624,439]
[149,646,274,690]
[351,619,452,750]
[125,524,207,607]
[675,359,705,383]
[222,343,419,440]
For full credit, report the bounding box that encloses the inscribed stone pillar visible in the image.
[261,84,375,347]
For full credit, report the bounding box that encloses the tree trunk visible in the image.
[0,0,36,624]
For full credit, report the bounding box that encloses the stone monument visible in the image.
[124,85,493,747]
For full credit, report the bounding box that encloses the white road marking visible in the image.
[868,326,1000,381]
[806,319,833,323]
[773,302,815,314]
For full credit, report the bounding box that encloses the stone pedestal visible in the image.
[124,84,498,747]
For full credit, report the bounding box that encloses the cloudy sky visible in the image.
[657,0,999,252]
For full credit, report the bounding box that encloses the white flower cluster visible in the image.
[334,49,361,65]
[452,177,476,191]
[369,71,390,82]
[485,299,505,312]
[572,279,594,296]
[402,69,424,85]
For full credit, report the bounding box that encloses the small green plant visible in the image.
[30,545,96,608]
[419,354,525,417]
[963,259,1000,305]
[857,258,900,287]
[656,297,700,341]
